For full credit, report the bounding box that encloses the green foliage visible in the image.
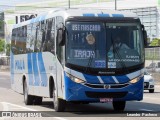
[145,38,160,60]
[6,43,11,56]
[0,39,11,56]
[150,38,160,46]
[0,39,5,52]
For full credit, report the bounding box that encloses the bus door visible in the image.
[55,16,65,97]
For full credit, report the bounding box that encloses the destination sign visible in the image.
[72,24,101,31]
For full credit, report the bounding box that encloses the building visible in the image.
[119,7,159,39]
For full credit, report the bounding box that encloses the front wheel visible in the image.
[149,89,154,93]
[113,101,126,111]
[34,96,43,105]
[53,86,66,112]
[23,81,34,105]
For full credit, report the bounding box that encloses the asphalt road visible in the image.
[0,72,160,120]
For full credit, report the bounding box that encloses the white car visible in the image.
[144,71,155,93]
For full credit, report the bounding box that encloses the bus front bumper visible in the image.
[64,74,144,102]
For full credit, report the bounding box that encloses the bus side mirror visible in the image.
[143,30,147,47]
[142,24,148,47]
[57,28,65,46]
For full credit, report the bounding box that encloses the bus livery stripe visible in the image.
[112,76,119,83]
[10,52,14,84]
[38,53,47,87]
[97,76,104,83]
[32,53,40,86]
[100,76,116,84]
[83,13,95,17]
[83,74,100,84]
[112,14,124,17]
[28,53,34,85]
[97,14,110,17]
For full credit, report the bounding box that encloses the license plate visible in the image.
[100,98,113,103]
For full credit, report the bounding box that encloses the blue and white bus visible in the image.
[11,9,147,112]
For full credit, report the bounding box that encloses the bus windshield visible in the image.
[66,21,144,72]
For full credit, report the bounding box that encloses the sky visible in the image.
[0,0,55,12]
[0,0,158,10]
[0,0,47,5]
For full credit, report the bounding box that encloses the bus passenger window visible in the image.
[40,18,55,53]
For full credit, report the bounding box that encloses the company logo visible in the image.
[15,60,25,70]
[2,112,11,117]
[104,85,110,89]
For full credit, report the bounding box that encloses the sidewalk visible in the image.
[0,65,10,72]
[0,71,10,76]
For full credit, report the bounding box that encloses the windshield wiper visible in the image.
[85,55,93,74]
[84,44,96,74]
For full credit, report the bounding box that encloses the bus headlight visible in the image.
[129,75,142,84]
[66,73,86,83]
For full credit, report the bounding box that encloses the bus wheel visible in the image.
[53,86,66,112]
[113,101,126,111]
[23,81,34,105]
[34,96,43,105]
[149,89,154,93]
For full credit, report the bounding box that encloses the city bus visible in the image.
[11,9,147,112]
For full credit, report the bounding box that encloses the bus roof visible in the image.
[13,8,138,29]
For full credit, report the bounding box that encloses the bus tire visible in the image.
[113,101,126,111]
[34,96,43,105]
[149,89,154,93]
[23,81,34,105]
[53,86,66,112]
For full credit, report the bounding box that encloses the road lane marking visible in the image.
[0,102,68,120]
[1,102,9,111]
[54,117,68,120]
[1,102,37,111]
[143,96,160,100]
[139,109,153,111]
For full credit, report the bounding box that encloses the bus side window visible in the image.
[40,18,55,53]
[34,22,41,52]
[21,26,27,54]
[16,28,21,54]
[26,24,34,53]
[43,19,51,52]
[11,29,17,54]
[40,20,46,51]
[46,18,55,53]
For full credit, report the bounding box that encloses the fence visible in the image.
[0,56,10,65]
[145,47,160,60]
[0,56,10,71]
[145,47,160,72]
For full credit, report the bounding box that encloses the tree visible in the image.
[0,39,5,52]
[150,38,160,46]
[6,43,11,56]
[0,39,11,56]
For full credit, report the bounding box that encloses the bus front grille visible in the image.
[84,83,129,89]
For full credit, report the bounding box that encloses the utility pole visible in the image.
[68,0,70,9]
[115,0,117,10]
